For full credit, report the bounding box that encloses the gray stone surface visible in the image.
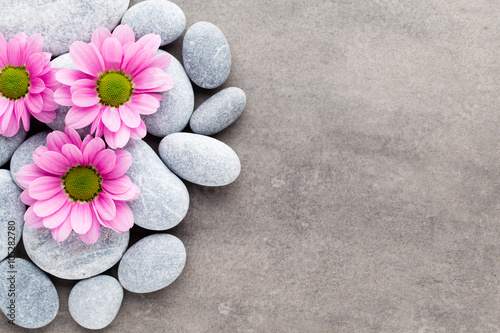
[143,50,194,137]
[182,21,231,89]
[0,170,25,262]
[159,132,241,186]
[118,234,186,293]
[0,0,129,56]
[190,87,246,135]
[23,224,129,280]
[0,130,27,168]
[123,139,189,230]
[68,275,123,330]
[9,131,49,189]
[121,0,186,46]
[0,258,58,329]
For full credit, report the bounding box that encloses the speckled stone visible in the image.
[0,130,27,168]
[143,50,194,137]
[0,0,129,56]
[190,87,246,135]
[68,275,123,330]
[10,131,49,189]
[159,133,241,186]
[121,0,186,46]
[118,234,186,293]
[0,258,59,329]
[23,224,129,280]
[0,170,25,262]
[123,139,189,230]
[183,21,231,89]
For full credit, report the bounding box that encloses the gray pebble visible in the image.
[23,224,129,280]
[190,87,246,135]
[143,50,194,137]
[10,131,49,189]
[121,0,186,46]
[0,130,27,168]
[0,170,25,262]
[118,234,186,293]
[0,258,59,329]
[0,0,129,56]
[69,275,123,330]
[183,22,231,89]
[123,139,189,231]
[159,133,241,186]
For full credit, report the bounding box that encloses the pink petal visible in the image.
[118,104,141,128]
[102,149,132,179]
[112,25,136,46]
[108,183,140,201]
[91,27,112,52]
[40,88,59,111]
[102,174,132,194]
[64,126,83,147]
[70,41,104,77]
[129,120,147,140]
[28,176,63,200]
[104,124,130,149]
[102,37,122,71]
[31,109,56,123]
[93,192,116,221]
[129,93,160,115]
[80,134,94,152]
[26,53,44,77]
[69,79,98,93]
[72,88,100,107]
[46,130,71,153]
[43,199,72,229]
[25,93,43,114]
[65,104,101,129]
[25,33,43,58]
[70,201,92,234]
[79,213,101,244]
[51,215,72,241]
[53,86,73,106]
[132,67,168,90]
[143,53,171,72]
[28,77,45,94]
[39,69,60,90]
[13,99,25,121]
[91,148,116,174]
[83,136,105,165]
[24,206,44,228]
[0,33,7,68]
[61,143,84,165]
[7,39,22,67]
[55,69,93,86]
[125,48,154,76]
[0,97,9,118]
[105,201,134,232]
[134,76,173,93]
[0,104,19,137]
[20,189,36,205]
[20,101,30,131]
[136,34,161,51]
[37,151,71,175]
[90,108,104,136]
[33,146,48,165]
[102,107,121,132]
[33,191,69,217]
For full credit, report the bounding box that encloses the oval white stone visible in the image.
[0,170,25,262]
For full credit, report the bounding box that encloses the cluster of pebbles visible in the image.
[0,0,246,329]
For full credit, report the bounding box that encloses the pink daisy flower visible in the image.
[16,127,140,244]
[53,25,173,149]
[0,32,59,136]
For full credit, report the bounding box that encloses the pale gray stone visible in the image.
[68,275,123,330]
[0,130,27,168]
[0,258,59,329]
[23,224,129,280]
[183,22,231,89]
[123,139,189,230]
[121,0,186,46]
[159,133,241,186]
[190,87,246,135]
[10,131,49,189]
[118,234,186,293]
[143,50,194,137]
[0,170,25,262]
[0,0,129,56]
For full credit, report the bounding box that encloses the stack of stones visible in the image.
[0,0,246,329]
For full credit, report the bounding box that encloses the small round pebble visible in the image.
[69,275,123,330]
[183,21,232,89]
[0,130,27,167]
[0,170,25,262]
[190,87,246,135]
[121,0,186,46]
[0,258,59,329]
[118,234,186,293]
[10,131,49,189]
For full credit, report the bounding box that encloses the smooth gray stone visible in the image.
[0,258,59,329]
[0,130,27,168]
[68,275,123,330]
[123,139,189,230]
[118,234,186,293]
[121,0,186,46]
[10,131,49,189]
[183,21,231,89]
[0,0,129,56]
[0,170,25,262]
[190,87,247,135]
[159,133,241,186]
[23,224,129,280]
[143,50,194,137]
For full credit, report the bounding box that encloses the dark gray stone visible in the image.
[118,234,186,293]
[10,131,49,189]
[0,130,27,168]
[0,170,25,262]
[183,21,231,89]
[0,258,59,329]
[159,133,241,186]
[68,275,123,330]
[190,87,247,135]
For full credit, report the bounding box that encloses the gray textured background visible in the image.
[3,0,500,332]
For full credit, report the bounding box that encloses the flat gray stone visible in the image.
[0,170,25,262]
[10,131,49,189]
[69,275,123,330]
[159,133,241,186]
[23,224,129,280]
[121,0,186,46]
[143,50,194,137]
[118,234,186,293]
[183,21,231,89]
[0,258,59,329]
[190,87,246,135]
[0,130,27,168]
[0,0,129,56]
[123,139,189,230]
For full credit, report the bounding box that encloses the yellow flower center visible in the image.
[97,71,133,107]
[0,66,30,100]
[62,165,103,202]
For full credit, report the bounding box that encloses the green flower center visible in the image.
[0,66,30,100]
[62,165,103,202]
[96,71,133,107]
